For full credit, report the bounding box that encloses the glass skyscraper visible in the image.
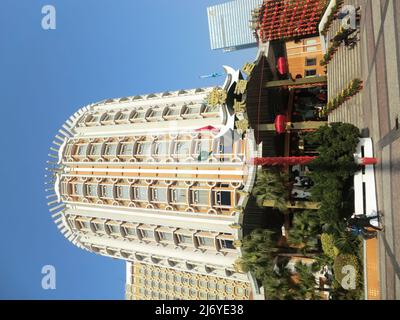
[207,0,263,52]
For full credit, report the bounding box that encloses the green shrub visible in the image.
[321,233,339,259]
[333,254,360,286]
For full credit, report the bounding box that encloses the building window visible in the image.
[304,38,318,52]
[60,182,70,197]
[217,234,235,251]
[85,114,100,125]
[199,280,207,288]
[146,108,163,119]
[305,69,317,77]
[85,184,97,197]
[72,183,84,196]
[189,278,197,287]
[136,142,152,156]
[106,222,120,236]
[76,217,92,232]
[116,185,131,200]
[235,287,245,296]
[176,233,193,246]
[196,236,215,248]
[115,111,131,123]
[191,189,209,205]
[207,293,217,300]
[140,229,151,238]
[151,188,167,202]
[133,109,146,121]
[154,141,169,156]
[189,289,197,297]
[104,143,118,156]
[126,110,137,122]
[174,274,182,283]
[219,239,235,250]
[166,106,181,117]
[76,144,88,156]
[182,287,190,296]
[121,223,137,239]
[100,184,114,199]
[133,186,148,201]
[170,188,187,204]
[100,113,112,124]
[174,141,191,156]
[92,219,106,234]
[203,104,220,113]
[222,239,235,249]
[208,281,217,290]
[91,245,104,253]
[107,246,119,256]
[89,143,102,156]
[64,144,73,157]
[214,190,231,207]
[157,231,174,242]
[138,226,154,240]
[184,105,201,115]
[119,143,134,156]
[195,139,212,155]
[182,275,189,285]
[218,137,233,155]
[67,216,77,230]
[305,58,317,66]
[114,112,125,122]
[224,286,233,295]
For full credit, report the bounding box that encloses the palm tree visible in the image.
[253,169,321,212]
[239,229,281,287]
[252,169,289,212]
[292,262,323,300]
[288,210,322,253]
[263,269,293,300]
[241,229,326,300]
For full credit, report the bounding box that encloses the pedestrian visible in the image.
[345,213,383,231]
[346,226,377,240]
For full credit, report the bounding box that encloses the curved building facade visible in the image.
[46,67,261,299]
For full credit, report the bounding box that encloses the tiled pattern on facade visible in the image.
[125,262,251,300]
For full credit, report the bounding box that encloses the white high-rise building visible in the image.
[46,66,263,300]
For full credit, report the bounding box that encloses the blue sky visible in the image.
[0,0,256,299]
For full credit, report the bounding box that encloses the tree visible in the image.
[252,169,290,212]
[304,123,361,231]
[288,210,322,253]
[306,122,361,180]
[292,261,323,300]
[240,229,323,300]
[239,229,278,281]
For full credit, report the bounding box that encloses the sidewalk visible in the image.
[326,0,400,299]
